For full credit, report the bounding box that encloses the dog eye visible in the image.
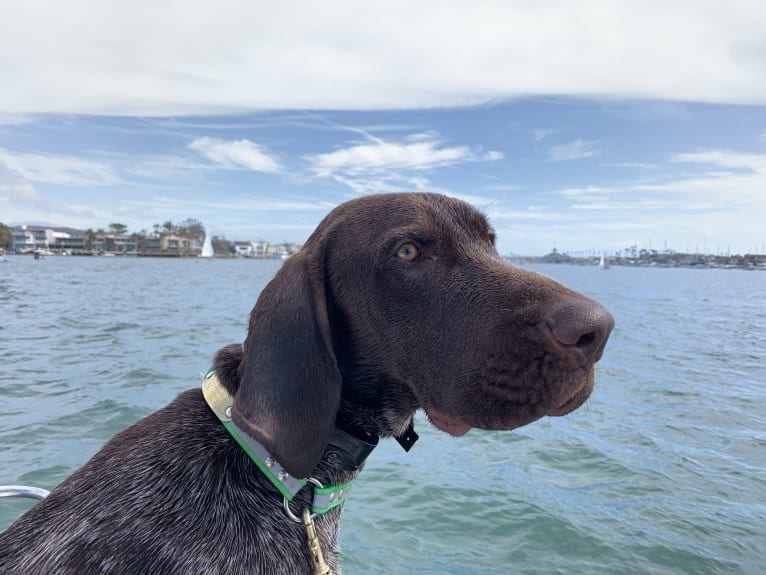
[396,243,419,261]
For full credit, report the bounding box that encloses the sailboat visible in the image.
[200,232,214,258]
[599,254,610,269]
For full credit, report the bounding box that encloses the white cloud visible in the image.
[483,150,504,161]
[405,132,439,142]
[560,186,612,198]
[0,160,43,204]
[570,199,703,211]
[0,113,33,127]
[0,159,131,226]
[488,208,569,221]
[0,148,120,186]
[531,128,556,142]
[306,133,502,196]
[634,159,766,210]
[548,139,600,161]
[601,161,658,169]
[2,1,766,114]
[541,148,766,254]
[308,139,473,177]
[188,137,281,172]
[671,150,766,172]
[138,195,334,213]
[630,150,766,214]
[123,155,212,181]
[560,150,766,210]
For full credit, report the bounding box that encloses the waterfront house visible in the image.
[10,226,51,253]
[92,232,137,254]
[12,226,93,255]
[52,234,86,253]
[140,234,198,257]
[233,241,255,257]
[250,240,271,257]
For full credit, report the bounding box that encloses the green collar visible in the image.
[202,370,353,516]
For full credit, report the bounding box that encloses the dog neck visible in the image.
[209,343,419,502]
[202,369,384,514]
[336,396,419,450]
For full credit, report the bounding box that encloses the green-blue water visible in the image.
[1,256,764,574]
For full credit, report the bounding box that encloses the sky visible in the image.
[1,1,765,256]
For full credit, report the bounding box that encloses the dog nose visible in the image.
[546,297,614,363]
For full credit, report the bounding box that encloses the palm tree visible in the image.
[109,223,128,235]
[84,229,96,251]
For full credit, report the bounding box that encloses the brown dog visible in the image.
[0,192,613,574]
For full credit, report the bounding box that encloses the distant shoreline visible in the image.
[4,250,764,270]
[508,253,766,271]
[3,251,285,260]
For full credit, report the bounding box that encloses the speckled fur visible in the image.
[0,347,351,575]
[0,192,612,574]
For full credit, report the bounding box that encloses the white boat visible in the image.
[200,232,214,258]
[599,254,610,269]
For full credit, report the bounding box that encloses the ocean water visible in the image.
[1,256,764,574]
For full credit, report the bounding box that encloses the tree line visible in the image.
[99,219,206,242]
[90,219,208,251]
[0,218,231,253]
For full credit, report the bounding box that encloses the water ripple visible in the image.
[1,258,764,574]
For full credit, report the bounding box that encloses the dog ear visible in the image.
[232,252,341,479]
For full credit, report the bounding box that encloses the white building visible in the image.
[11,226,54,253]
